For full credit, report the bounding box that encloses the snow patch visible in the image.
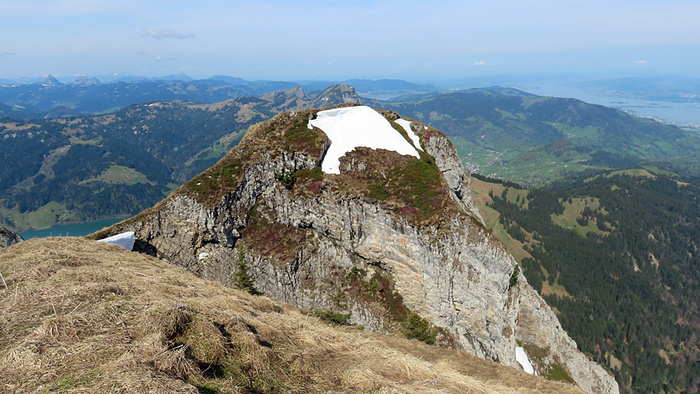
[515,346,535,375]
[98,231,135,251]
[395,118,423,151]
[309,106,420,174]
[198,252,209,261]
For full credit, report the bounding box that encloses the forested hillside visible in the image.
[6,85,699,233]
[374,88,700,185]
[0,85,359,231]
[471,170,699,393]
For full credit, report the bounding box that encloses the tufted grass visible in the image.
[0,237,585,393]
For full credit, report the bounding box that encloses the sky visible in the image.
[1,0,699,82]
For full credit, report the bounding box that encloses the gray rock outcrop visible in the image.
[96,106,618,393]
[0,225,22,248]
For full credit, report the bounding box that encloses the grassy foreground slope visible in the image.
[0,238,583,393]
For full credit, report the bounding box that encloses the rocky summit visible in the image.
[95,104,618,393]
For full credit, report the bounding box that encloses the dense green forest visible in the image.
[479,170,699,393]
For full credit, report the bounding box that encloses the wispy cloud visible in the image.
[141,28,194,40]
[154,55,177,62]
[634,60,647,64]
[473,61,491,66]
[0,52,16,57]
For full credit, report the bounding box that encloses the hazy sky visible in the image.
[1,0,698,81]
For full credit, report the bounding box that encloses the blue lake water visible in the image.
[527,84,700,125]
[19,218,126,240]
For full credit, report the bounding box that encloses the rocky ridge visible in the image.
[95,105,618,393]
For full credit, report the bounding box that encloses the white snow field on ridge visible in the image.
[309,106,421,174]
[395,118,423,151]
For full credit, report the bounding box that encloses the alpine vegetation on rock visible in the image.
[94,104,618,393]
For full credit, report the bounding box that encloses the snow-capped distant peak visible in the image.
[395,118,423,151]
[309,106,420,174]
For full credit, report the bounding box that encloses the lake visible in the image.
[528,84,700,125]
[19,218,126,240]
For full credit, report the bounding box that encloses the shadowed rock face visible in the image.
[0,225,22,248]
[96,106,618,393]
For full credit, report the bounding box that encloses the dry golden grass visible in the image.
[0,238,585,393]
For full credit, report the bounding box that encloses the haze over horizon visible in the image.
[1,0,699,82]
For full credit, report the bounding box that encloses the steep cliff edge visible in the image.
[95,105,618,393]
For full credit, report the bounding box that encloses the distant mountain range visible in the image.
[0,84,360,231]
[0,75,435,119]
[3,84,699,231]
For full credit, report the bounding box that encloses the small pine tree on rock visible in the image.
[235,250,262,295]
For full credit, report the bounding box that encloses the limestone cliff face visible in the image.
[0,225,22,248]
[97,106,618,393]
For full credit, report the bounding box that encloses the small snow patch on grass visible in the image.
[516,346,535,375]
[97,231,135,250]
